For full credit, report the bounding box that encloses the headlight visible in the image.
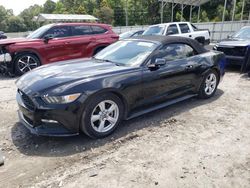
[42,93,81,104]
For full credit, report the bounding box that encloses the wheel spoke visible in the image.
[91,115,100,122]
[107,116,116,125]
[98,102,106,111]
[20,65,28,72]
[18,60,27,65]
[98,120,105,131]
[107,104,116,113]
[27,56,31,63]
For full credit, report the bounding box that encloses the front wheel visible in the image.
[81,93,124,138]
[198,70,219,99]
[14,53,40,75]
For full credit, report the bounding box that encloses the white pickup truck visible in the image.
[143,22,210,45]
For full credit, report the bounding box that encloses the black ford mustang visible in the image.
[213,26,250,73]
[16,36,225,138]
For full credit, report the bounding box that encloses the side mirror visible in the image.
[148,58,166,69]
[43,35,54,43]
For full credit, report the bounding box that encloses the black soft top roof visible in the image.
[131,35,208,54]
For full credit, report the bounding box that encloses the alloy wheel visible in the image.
[17,55,39,74]
[90,100,119,133]
[205,73,217,95]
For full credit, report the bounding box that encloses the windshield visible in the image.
[232,27,250,39]
[119,31,133,39]
[94,40,158,66]
[143,26,165,36]
[26,24,54,39]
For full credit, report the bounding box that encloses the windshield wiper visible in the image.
[93,57,123,66]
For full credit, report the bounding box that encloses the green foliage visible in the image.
[94,6,114,24]
[43,0,56,14]
[1,0,250,32]
[6,16,26,32]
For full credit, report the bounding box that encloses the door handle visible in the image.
[189,35,192,37]
[185,65,193,70]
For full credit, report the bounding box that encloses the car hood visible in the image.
[217,38,250,47]
[0,38,39,46]
[16,58,134,96]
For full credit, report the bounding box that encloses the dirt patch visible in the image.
[0,70,249,188]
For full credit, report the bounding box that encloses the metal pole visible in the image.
[241,0,245,21]
[125,0,128,26]
[198,5,201,23]
[171,1,174,22]
[232,0,236,21]
[161,0,164,23]
[231,0,237,33]
[189,5,192,22]
[220,0,228,40]
[248,11,250,24]
[181,4,183,21]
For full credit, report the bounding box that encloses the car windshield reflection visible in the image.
[94,40,158,66]
[232,27,250,39]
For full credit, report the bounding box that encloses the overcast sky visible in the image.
[0,0,58,15]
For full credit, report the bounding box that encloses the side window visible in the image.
[179,24,190,33]
[44,26,70,38]
[91,26,108,34]
[72,25,93,36]
[166,24,179,35]
[158,43,197,61]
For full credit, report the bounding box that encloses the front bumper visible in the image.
[225,55,245,65]
[16,91,80,137]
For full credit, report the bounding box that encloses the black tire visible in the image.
[14,53,40,76]
[93,47,106,55]
[198,69,219,99]
[81,93,124,138]
[195,37,205,46]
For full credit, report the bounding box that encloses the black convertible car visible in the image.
[213,26,250,73]
[16,36,225,138]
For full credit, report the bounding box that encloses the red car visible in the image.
[0,23,119,75]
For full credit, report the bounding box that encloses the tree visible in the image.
[75,5,87,14]
[54,1,68,14]
[19,5,42,31]
[0,5,14,32]
[6,16,26,32]
[43,0,56,13]
[94,6,114,24]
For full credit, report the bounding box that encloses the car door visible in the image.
[40,26,73,63]
[67,25,95,58]
[140,43,200,105]
[178,23,193,39]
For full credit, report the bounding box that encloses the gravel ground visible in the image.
[0,67,250,188]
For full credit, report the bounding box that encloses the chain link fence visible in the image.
[5,20,250,42]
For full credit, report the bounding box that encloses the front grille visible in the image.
[217,46,246,57]
[19,90,35,110]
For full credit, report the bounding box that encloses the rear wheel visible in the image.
[81,93,124,138]
[14,53,40,75]
[93,47,106,55]
[195,37,205,46]
[198,70,219,99]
